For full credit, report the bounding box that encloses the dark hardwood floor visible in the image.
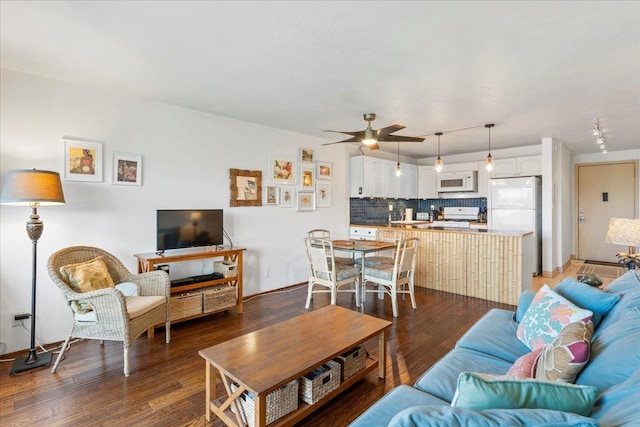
[0,285,513,426]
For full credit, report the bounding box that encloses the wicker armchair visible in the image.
[47,246,170,376]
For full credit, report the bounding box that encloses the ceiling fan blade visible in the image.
[381,135,425,143]
[323,130,363,137]
[322,136,361,145]
[376,124,406,139]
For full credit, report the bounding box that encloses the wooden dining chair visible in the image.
[363,237,419,317]
[304,237,361,309]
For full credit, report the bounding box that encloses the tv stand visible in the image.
[134,247,245,323]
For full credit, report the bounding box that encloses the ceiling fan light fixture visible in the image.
[362,125,377,145]
[485,124,495,172]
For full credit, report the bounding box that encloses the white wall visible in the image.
[0,70,350,354]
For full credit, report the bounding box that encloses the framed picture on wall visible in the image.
[297,191,316,211]
[229,168,262,207]
[280,186,294,207]
[316,181,331,208]
[300,165,315,190]
[63,139,103,182]
[268,154,296,185]
[316,161,332,180]
[265,185,280,205]
[300,148,314,164]
[112,152,142,185]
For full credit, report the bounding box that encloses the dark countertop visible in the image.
[350,223,532,236]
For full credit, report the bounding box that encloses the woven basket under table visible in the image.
[299,360,341,405]
[231,379,298,427]
[335,344,366,381]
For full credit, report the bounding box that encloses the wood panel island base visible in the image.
[199,306,392,427]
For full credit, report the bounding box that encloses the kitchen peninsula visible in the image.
[351,224,534,305]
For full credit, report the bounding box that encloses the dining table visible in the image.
[332,239,397,311]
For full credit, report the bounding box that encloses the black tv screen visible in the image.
[157,209,223,251]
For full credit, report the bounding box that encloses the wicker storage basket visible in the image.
[214,260,237,278]
[231,380,298,427]
[335,345,366,381]
[199,285,236,313]
[169,292,202,321]
[299,360,341,405]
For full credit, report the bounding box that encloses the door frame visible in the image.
[574,159,638,260]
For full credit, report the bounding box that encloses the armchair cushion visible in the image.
[59,256,115,293]
[364,264,394,281]
[125,296,166,319]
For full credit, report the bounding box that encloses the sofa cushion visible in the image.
[456,308,530,363]
[554,277,620,327]
[348,385,448,427]
[388,406,599,427]
[451,372,598,416]
[589,366,640,426]
[517,284,593,350]
[536,319,593,383]
[414,348,512,402]
[506,347,543,379]
[576,309,640,390]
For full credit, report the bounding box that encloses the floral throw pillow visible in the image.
[536,319,594,383]
[516,284,593,350]
[506,347,544,379]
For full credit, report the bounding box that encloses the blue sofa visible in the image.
[350,270,640,426]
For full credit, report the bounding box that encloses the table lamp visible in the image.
[604,217,640,270]
[1,169,65,374]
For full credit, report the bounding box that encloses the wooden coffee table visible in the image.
[198,305,391,426]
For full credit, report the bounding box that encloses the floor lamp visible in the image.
[605,217,640,270]
[1,169,65,374]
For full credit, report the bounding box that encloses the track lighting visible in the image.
[485,124,495,171]
[592,118,608,154]
[434,132,443,172]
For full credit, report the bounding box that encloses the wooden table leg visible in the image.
[256,393,267,427]
[205,362,212,422]
[378,329,386,379]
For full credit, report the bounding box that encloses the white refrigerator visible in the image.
[488,176,542,275]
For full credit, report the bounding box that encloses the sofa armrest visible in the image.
[515,290,536,322]
[388,406,599,427]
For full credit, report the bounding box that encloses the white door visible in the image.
[577,161,637,262]
[490,177,535,209]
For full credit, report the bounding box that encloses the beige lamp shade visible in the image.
[1,169,65,206]
[604,218,640,248]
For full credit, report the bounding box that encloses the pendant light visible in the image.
[434,132,444,172]
[395,140,402,176]
[485,123,495,171]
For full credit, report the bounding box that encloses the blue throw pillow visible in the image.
[451,372,598,416]
[388,405,599,427]
[554,277,620,327]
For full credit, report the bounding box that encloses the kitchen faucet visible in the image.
[400,211,406,221]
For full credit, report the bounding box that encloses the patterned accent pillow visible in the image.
[59,256,115,293]
[516,284,593,350]
[536,319,594,383]
[506,347,544,378]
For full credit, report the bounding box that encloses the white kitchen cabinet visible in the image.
[404,164,418,199]
[490,155,541,178]
[350,156,388,198]
[418,165,437,199]
[477,161,490,197]
[439,161,478,173]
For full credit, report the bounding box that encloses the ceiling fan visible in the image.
[323,113,425,150]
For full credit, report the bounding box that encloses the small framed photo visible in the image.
[297,191,316,212]
[300,165,315,190]
[112,152,142,185]
[63,139,103,182]
[265,185,280,205]
[230,169,262,207]
[268,154,296,185]
[316,161,332,180]
[316,181,331,208]
[280,186,294,208]
[300,148,314,163]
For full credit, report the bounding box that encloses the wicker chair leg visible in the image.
[124,347,129,377]
[165,321,171,344]
[51,335,72,373]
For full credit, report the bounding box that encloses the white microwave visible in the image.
[436,171,478,192]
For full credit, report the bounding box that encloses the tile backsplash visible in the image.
[350,197,487,224]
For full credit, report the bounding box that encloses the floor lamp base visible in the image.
[9,350,52,375]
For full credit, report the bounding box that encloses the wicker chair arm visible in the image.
[119,270,170,297]
[78,290,129,322]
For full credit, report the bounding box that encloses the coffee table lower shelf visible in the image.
[209,356,378,427]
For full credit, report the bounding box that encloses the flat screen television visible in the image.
[157,209,223,251]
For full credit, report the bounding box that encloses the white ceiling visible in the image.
[1,1,639,159]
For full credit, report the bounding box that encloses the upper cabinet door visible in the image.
[490,156,541,178]
[418,165,437,199]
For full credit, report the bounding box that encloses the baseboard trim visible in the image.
[542,267,558,278]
